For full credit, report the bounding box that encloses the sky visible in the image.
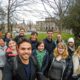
[0,0,55,23]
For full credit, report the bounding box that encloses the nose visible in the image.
[25,49,28,53]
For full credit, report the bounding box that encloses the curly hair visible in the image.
[54,42,68,59]
[74,46,80,56]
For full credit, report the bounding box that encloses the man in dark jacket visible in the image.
[29,31,38,50]
[43,30,56,55]
[3,39,41,80]
[14,28,26,44]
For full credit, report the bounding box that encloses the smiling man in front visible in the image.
[3,39,41,80]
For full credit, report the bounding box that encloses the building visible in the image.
[36,17,58,31]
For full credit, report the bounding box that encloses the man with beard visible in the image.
[3,39,42,80]
[14,28,26,44]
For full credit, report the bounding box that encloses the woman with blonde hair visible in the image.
[42,42,73,80]
[72,46,80,80]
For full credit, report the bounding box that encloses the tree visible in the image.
[40,0,73,32]
[7,0,37,32]
[63,0,80,47]
[0,5,6,32]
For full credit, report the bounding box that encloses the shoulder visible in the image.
[72,54,78,61]
[32,49,37,55]
[43,38,47,42]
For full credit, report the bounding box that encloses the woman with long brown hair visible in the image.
[42,42,73,80]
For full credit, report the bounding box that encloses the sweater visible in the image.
[0,46,7,67]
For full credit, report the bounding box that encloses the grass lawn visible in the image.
[26,32,74,41]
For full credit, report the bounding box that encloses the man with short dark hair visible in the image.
[43,30,56,55]
[29,31,38,50]
[14,28,26,44]
[3,39,41,80]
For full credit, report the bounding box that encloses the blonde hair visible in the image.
[74,46,80,56]
[54,42,68,59]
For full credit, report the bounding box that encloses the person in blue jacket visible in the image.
[43,30,56,55]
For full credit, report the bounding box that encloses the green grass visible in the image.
[26,32,74,41]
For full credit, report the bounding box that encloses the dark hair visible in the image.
[78,33,80,38]
[0,38,4,41]
[17,38,31,48]
[31,31,38,35]
[20,28,25,31]
[4,32,12,38]
[36,41,45,48]
[47,29,53,33]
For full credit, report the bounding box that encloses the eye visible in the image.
[27,48,32,50]
[21,48,26,50]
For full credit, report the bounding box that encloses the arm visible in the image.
[3,61,12,80]
[63,57,73,80]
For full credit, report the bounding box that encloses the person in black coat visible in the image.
[43,30,56,55]
[67,38,75,59]
[3,39,42,80]
[14,28,26,44]
[41,42,73,80]
[32,41,49,71]
[3,32,12,46]
[29,31,39,50]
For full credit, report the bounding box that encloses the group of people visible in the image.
[0,28,80,80]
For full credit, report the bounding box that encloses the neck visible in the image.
[56,55,62,61]
[19,56,29,64]
[47,38,52,41]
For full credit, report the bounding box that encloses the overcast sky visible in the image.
[0,0,55,23]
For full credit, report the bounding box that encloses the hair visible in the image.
[17,38,31,48]
[31,31,38,35]
[0,38,4,41]
[36,41,45,49]
[20,28,25,32]
[78,33,80,38]
[54,42,68,59]
[74,46,80,56]
[4,32,12,38]
[47,29,53,33]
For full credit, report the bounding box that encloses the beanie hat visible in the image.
[68,38,74,43]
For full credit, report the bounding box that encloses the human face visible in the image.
[57,46,65,55]
[31,34,38,41]
[0,39,5,47]
[6,33,11,39]
[17,42,32,61]
[8,40,16,50]
[57,34,62,42]
[47,32,53,40]
[38,43,45,52]
[68,42,74,47]
[19,29,25,36]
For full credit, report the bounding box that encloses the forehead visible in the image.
[20,30,25,32]
[58,44,64,48]
[31,34,37,36]
[47,32,53,34]
[57,34,61,37]
[7,33,11,35]
[9,41,16,44]
[19,42,31,48]
[0,39,4,42]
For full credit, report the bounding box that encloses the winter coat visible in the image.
[41,53,73,80]
[3,56,42,80]
[43,38,56,55]
[0,46,7,67]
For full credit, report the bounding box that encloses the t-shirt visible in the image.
[24,63,31,80]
